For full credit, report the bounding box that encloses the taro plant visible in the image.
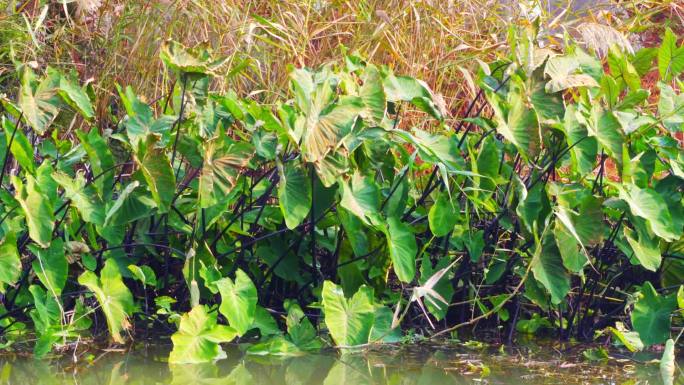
[0,22,681,365]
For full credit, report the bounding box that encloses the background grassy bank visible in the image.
[5,0,681,124]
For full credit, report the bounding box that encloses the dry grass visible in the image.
[5,0,678,123]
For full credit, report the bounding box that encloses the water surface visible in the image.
[0,341,678,385]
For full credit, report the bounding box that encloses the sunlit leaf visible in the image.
[359,64,386,124]
[78,259,135,343]
[18,68,60,134]
[321,281,375,348]
[660,339,676,385]
[57,74,94,119]
[76,129,115,200]
[0,234,21,289]
[13,175,54,248]
[487,77,540,158]
[169,305,237,364]
[160,40,228,78]
[199,139,254,208]
[217,269,257,336]
[52,171,105,225]
[339,171,380,226]
[619,184,680,242]
[658,28,684,81]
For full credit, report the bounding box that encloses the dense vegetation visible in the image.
[0,2,682,381]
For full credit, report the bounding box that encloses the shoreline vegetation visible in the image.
[0,1,682,382]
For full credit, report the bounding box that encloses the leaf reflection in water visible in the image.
[0,343,675,385]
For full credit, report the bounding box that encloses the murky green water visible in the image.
[0,342,678,385]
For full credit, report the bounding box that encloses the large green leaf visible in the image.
[103,181,156,226]
[544,54,599,92]
[619,184,680,242]
[284,300,323,351]
[531,232,570,305]
[607,46,641,92]
[0,234,21,289]
[13,175,54,248]
[135,135,176,213]
[301,96,363,163]
[217,269,258,336]
[554,218,587,273]
[18,68,60,134]
[586,106,624,162]
[624,223,661,272]
[169,305,237,364]
[289,68,363,163]
[631,282,677,346]
[76,129,115,200]
[658,82,684,132]
[160,40,228,78]
[29,239,67,296]
[385,216,417,283]
[52,171,105,225]
[278,161,311,229]
[516,181,551,234]
[608,323,644,352]
[199,139,254,208]
[246,335,303,356]
[116,85,175,148]
[383,73,443,119]
[321,281,375,348]
[563,105,597,175]
[359,64,386,124]
[473,135,499,202]
[658,28,684,81]
[339,171,380,226]
[487,78,540,158]
[4,117,35,174]
[553,197,603,272]
[428,192,459,237]
[57,74,94,119]
[78,258,135,343]
[28,284,62,357]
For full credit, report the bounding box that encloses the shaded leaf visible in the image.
[531,232,570,305]
[278,161,311,229]
[428,193,459,237]
[631,282,677,346]
[29,239,67,296]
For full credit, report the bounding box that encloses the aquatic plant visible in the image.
[0,17,681,369]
